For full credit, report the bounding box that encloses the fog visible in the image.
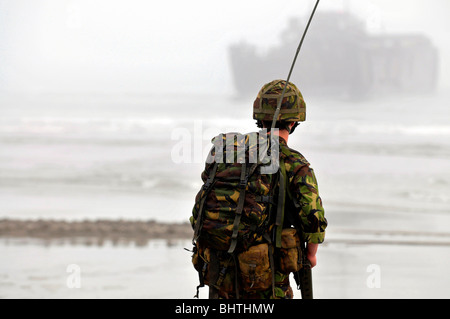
[1,1,450,299]
[1,0,449,95]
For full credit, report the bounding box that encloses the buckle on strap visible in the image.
[256,195,273,203]
[239,176,248,189]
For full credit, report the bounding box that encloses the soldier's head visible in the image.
[253,79,306,134]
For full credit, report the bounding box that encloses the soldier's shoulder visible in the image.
[281,144,310,167]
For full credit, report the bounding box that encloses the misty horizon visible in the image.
[0,0,449,96]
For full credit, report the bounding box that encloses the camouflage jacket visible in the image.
[280,137,327,244]
[193,133,327,246]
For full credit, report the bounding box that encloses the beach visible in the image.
[2,0,450,300]
[1,90,450,299]
[2,218,450,299]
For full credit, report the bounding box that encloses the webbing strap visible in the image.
[274,158,287,248]
[232,254,240,299]
[263,233,276,299]
[208,249,220,299]
[227,161,248,254]
[193,163,219,242]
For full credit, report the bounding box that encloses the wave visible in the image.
[0,117,176,135]
[305,121,450,136]
[1,116,449,138]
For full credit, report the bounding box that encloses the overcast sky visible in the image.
[1,0,449,94]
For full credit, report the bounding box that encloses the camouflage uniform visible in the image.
[280,138,327,245]
[204,137,326,299]
[191,80,327,299]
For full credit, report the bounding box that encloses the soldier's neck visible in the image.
[271,129,289,143]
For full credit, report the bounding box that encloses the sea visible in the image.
[1,89,450,299]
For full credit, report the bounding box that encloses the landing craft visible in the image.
[229,11,439,99]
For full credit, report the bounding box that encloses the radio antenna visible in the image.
[271,0,321,129]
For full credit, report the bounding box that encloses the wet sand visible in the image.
[2,236,450,299]
[2,218,450,298]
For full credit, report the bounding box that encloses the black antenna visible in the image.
[271,0,321,129]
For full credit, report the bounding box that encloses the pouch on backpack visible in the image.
[279,228,302,273]
[192,244,235,294]
[237,243,272,292]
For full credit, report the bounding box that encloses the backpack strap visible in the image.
[274,157,288,248]
[194,248,208,298]
[208,249,220,299]
[227,161,249,254]
[193,162,219,243]
[262,232,276,299]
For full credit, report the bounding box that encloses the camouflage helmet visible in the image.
[253,80,306,122]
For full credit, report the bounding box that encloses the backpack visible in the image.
[189,131,292,298]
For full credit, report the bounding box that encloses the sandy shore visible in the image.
[0,219,193,245]
[2,221,450,299]
[2,219,450,299]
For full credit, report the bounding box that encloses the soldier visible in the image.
[191,79,327,299]
[252,79,327,298]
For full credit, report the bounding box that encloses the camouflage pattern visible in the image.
[192,244,293,299]
[238,137,327,299]
[253,80,306,122]
[280,137,327,244]
[190,132,276,253]
[192,245,236,295]
[237,243,272,291]
[219,270,293,299]
[190,132,327,299]
[279,228,302,273]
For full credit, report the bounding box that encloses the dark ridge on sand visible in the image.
[3,219,450,248]
[0,219,193,245]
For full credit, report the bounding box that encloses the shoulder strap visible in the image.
[193,162,219,244]
[274,157,287,248]
[227,161,249,254]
